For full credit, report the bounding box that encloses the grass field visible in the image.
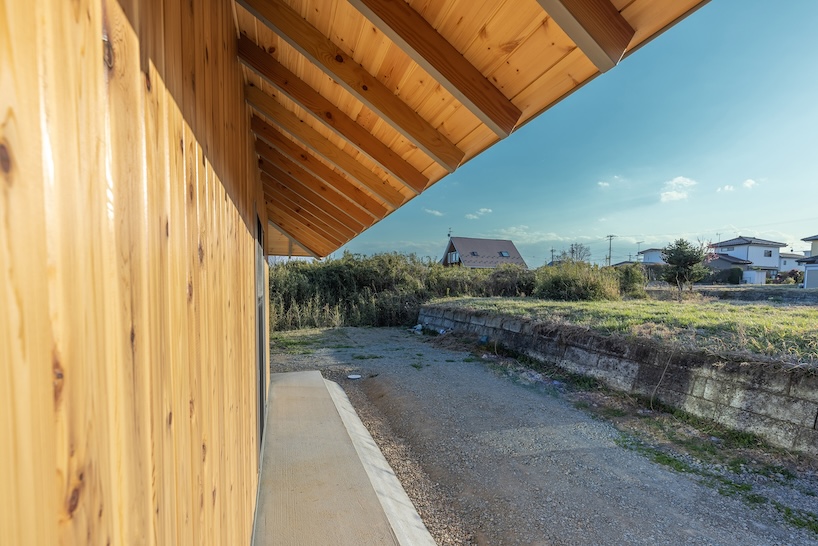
[432,297,818,365]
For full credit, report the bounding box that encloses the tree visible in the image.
[557,243,591,263]
[661,239,708,292]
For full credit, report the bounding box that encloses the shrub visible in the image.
[617,264,647,298]
[486,264,536,297]
[533,262,620,301]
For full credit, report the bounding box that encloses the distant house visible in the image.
[797,234,818,289]
[440,237,527,269]
[638,248,665,264]
[779,252,806,273]
[709,236,787,278]
[708,253,753,271]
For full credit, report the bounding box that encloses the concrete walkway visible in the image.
[252,371,434,546]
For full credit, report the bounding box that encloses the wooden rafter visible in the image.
[347,0,522,138]
[257,145,375,228]
[258,159,366,234]
[536,0,635,72]
[265,213,329,258]
[236,0,465,172]
[254,136,391,219]
[263,184,343,250]
[250,113,405,208]
[238,35,428,192]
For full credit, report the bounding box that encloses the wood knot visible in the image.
[202,442,207,461]
[361,85,368,91]
[189,399,194,417]
[267,46,275,54]
[324,111,333,120]
[67,487,81,516]
[145,71,151,92]
[334,54,344,63]
[187,280,193,302]
[53,348,65,404]
[198,242,204,265]
[167,411,173,427]
[102,36,114,69]
[130,326,135,350]
[0,143,11,175]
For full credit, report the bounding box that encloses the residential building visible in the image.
[441,237,528,269]
[638,248,666,264]
[779,252,806,273]
[797,234,818,288]
[709,236,787,277]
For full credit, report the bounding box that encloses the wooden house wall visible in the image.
[1,0,268,544]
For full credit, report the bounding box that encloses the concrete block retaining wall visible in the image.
[419,305,818,456]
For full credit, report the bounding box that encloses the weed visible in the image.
[773,502,818,535]
[463,357,478,363]
[445,359,455,363]
[574,401,591,410]
[745,494,768,505]
[599,407,627,418]
[352,354,383,360]
[410,363,423,370]
[759,464,796,481]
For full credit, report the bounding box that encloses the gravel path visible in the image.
[271,327,818,546]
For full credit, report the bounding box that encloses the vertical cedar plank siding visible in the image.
[0,0,269,545]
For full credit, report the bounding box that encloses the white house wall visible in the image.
[745,245,781,269]
[805,265,818,289]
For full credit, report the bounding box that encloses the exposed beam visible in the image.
[256,145,374,228]
[238,36,428,192]
[263,189,341,253]
[254,134,391,218]
[236,0,465,171]
[346,0,521,138]
[536,0,635,72]
[265,215,328,258]
[267,194,345,249]
[250,112,405,209]
[259,162,364,237]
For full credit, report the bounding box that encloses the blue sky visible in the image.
[336,1,818,267]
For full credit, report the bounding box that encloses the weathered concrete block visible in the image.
[790,373,818,404]
[793,428,818,458]
[486,315,505,329]
[469,314,487,326]
[690,375,708,398]
[595,356,639,390]
[720,362,792,395]
[728,389,818,428]
[562,345,598,372]
[682,396,718,421]
[714,406,798,451]
[503,319,523,333]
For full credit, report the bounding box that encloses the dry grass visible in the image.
[433,297,818,365]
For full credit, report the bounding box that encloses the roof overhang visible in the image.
[234,0,710,257]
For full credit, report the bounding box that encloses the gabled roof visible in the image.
[443,237,527,269]
[797,255,818,264]
[780,252,806,259]
[711,236,787,248]
[802,234,818,242]
[711,253,752,265]
[638,248,663,254]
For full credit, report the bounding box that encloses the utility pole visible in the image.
[550,247,555,264]
[606,234,616,267]
[636,240,644,262]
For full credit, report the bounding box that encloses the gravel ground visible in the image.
[270,327,818,546]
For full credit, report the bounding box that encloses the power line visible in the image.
[605,234,616,267]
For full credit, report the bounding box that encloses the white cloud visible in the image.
[660,190,688,202]
[598,217,607,222]
[423,208,444,217]
[465,208,492,220]
[717,185,735,192]
[743,179,758,189]
[660,176,697,202]
[597,181,610,188]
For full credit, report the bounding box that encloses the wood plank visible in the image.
[347,0,521,137]
[249,109,405,209]
[236,0,465,171]
[259,168,361,240]
[266,208,335,257]
[254,130,394,215]
[536,0,635,71]
[263,186,349,249]
[256,143,375,228]
[238,35,428,192]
